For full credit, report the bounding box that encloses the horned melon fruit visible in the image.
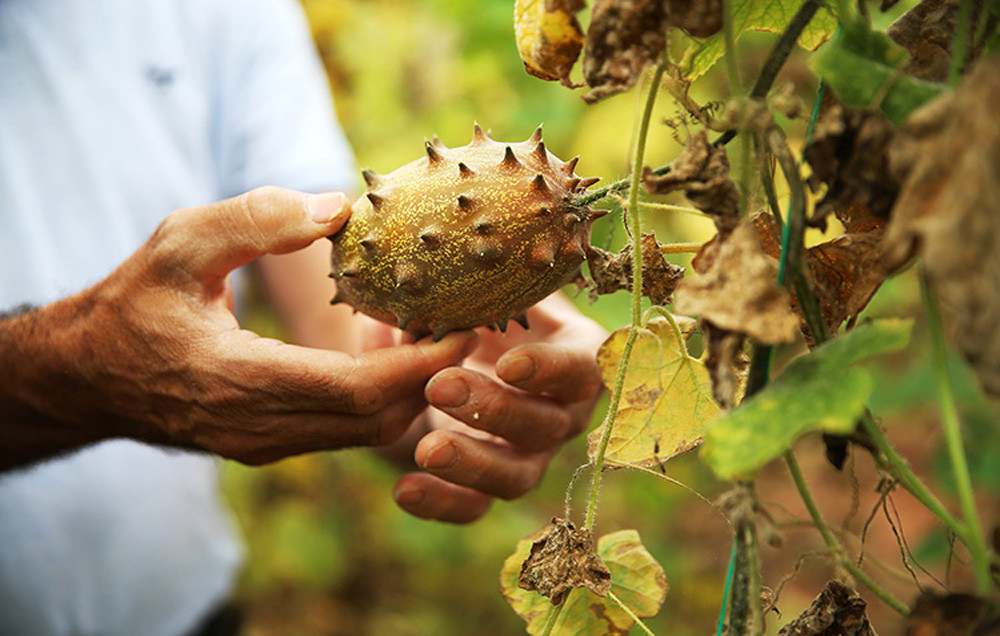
[328,124,603,340]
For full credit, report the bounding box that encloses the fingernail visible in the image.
[307,192,349,223]
[422,441,458,470]
[426,376,469,408]
[394,485,425,506]
[498,355,535,383]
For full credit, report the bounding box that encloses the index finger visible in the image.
[495,343,603,404]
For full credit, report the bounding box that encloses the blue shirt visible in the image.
[0,0,355,633]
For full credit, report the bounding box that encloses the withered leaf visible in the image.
[515,0,586,86]
[804,105,899,229]
[674,218,799,345]
[884,56,1000,398]
[582,0,669,103]
[753,212,889,334]
[701,321,747,410]
[517,517,611,606]
[586,233,686,305]
[668,0,723,38]
[777,581,874,636]
[886,0,994,83]
[905,591,996,636]
[644,130,739,236]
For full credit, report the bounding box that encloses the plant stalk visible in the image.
[784,450,910,615]
[920,267,991,594]
[584,63,665,531]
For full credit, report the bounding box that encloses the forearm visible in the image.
[0,299,121,470]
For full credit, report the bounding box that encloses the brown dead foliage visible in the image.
[804,105,899,229]
[884,56,1000,398]
[753,213,889,335]
[904,591,999,636]
[644,130,740,236]
[887,0,994,82]
[517,517,611,606]
[675,218,799,345]
[586,233,685,306]
[777,581,874,636]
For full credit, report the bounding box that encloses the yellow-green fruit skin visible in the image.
[328,126,601,340]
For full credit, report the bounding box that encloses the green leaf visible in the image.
[680,0,838,81]
[587,317,719,468]
[701,319,912,480]
[500,528,668,635]
[809,18,948,126]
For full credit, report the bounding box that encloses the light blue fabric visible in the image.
[0,0,356,633]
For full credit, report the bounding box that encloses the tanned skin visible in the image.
[0,186,607,524]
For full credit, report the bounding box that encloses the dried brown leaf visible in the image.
[586,233,686,305]
[904,591,996,636]
[517,517,612,606]
[701,321,747,410]
[778,581,874,636]
[885,56,1000,398]
[644,131,739,236]
[582,0,669,103]
[887,0,994,83]
[804,104,899,230]
[675,219,799,345]
[668,0,723,38]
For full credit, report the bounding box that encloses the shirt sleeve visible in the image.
[211,0,357,197]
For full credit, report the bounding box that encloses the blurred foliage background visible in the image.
[223,1,999,634]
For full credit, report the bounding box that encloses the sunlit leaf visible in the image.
[501,527,668,635]
[515,0,586,86]
[701,319,913,480]
[588,317,719,468]
[680,0,838,81]
[809,18,948,126]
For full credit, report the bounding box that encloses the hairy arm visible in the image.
[0,187,475,473]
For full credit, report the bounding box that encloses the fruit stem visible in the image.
[584,62,665,532]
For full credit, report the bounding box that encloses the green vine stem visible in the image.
[584,62,665,531]
[920,267,992,595]
[784,449,911,615]
[950,0,973,86]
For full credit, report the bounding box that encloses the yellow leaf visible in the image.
[588,317,718,468]
[500,526,668,635]
[514,0,585,85]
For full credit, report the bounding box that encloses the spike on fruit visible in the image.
[366,192,384,210]
[531,173,549,194]
[578,177,600,189]
[362,169,380,188]
[472,123,489,144]
[425,140,444,164]
[329,124,600,339]
[527,126,543,144]
[513,311,529,329]
[532,142,549,167]
[431,135,447,149]
[500,146,521,169]
[589,208,610,220]
[496,318,509,333]
[563,156,579,175]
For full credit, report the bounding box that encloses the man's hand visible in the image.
[0,187,476,471]
[389,294,607,523]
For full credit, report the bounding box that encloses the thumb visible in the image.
[154,186,351,284]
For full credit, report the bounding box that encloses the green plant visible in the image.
[496,0,1000,633]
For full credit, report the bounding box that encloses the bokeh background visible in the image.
[224,1,1000,634]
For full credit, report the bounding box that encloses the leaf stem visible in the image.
[920,266,992,594]
[784,450,911,615]
[540,603,564,636]
[608,590,657,636]
[584,63,665,531]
